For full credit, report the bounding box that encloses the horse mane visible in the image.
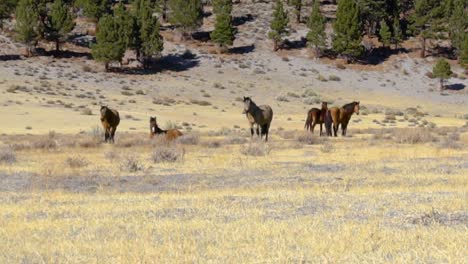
[342,102,357,113]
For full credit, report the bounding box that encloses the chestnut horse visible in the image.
[100,106,120,143]
[304,102,328,136]
[149,116,183,141]
[325,101,360,137]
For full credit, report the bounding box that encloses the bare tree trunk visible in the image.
[55,39,60,52]
[420,36,426,58]
[440,78,444,90]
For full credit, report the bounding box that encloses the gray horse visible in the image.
[243,97,273,142]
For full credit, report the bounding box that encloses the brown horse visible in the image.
[325,101,360,137]
[149,116,183,141]
[100,106,120,143]
[304,102,328,136]
[243,97,273,142]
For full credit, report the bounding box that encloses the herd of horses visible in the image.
[99,98,360,143]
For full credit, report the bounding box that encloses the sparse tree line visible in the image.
[0,0,467,70]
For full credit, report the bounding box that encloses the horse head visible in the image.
[321,102,328,109]
[354,101,360,115]
[243,96,253,114]
[100,106,108,120]
[149,116,157,133]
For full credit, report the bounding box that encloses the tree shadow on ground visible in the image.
[359,47,410,65]
[0,54,21,61]
[112,51,200,75]
[445,83,465,91]
[233,14,255,26]
[229,44,255,54]
[192,31,212,42]
[282,37,307,50]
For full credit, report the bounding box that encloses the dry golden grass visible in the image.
[0,129,466,263]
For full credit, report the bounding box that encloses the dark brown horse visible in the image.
[325,101,360,137]
[100,106,120,143]
[149,116,183,141]
[304,102,328,136]
[243,97,273,142]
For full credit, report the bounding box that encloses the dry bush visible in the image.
[208,127,236,137]
[329,75,341,81]
[224,136,248,145]
[320,141,334,153]
[296,132,319,145]
[115,135,150,148]
[203,140,223,148]
[393,128,437,144]
[241,140,270,156]
[120,154,144,172]
[33,131,59,150]
[177,133,200,145]
[104,151,119,161]
[0,146,16,164]
[151,146,185,163]
[65,155,89,168]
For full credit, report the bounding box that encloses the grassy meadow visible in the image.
[0,127,466,263]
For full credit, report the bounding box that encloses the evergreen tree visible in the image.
[392,16,403,49]
[211,11,235,52]
[0,0,17,28]
[92,15,126,71]
[289,0,302,23]
[410,0,446,58]
[448,0,467,57]
[139,0,164,67]
[379,20,391,48]
[460,34,468,69]
[333,0,363,61]
[75,0,111,22]
[114,2,134,50]
[306,0,326,57]
[15,0,40,56]
[46,0,75,52]
[213,0,232,15]
[358,0,386,36]
[268,0,288,51]
[169,0,203,38]
[432,59,452,90]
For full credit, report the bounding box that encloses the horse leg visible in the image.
[104,129,109,143]
[264,124,270,142]
[333,123,338,137]
[311,122,316,134]
[111,126,117,143]
[319,123,323,136]
[250,124,254,138]
[256,125,260,136]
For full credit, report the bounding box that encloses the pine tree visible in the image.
[411,0,446,58]
[0,0,17,28]
[460,34,468,69]
[114,3,133,50]
[432,59,452,90]
[289,0,302,23]
[448,0,467,58]
[139,0,164,67]
[379,20,391,48]
[75,0,111,22]
[46,0,75,52]
[211,11,235,52]
[213,0,232,15]
[268,0,288,51]
[169,0,203,38]
[15,0,40,56]
[92,15,126,71]
[333,0,363,61]
[306,0,325,57]
[392,16,403,49]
